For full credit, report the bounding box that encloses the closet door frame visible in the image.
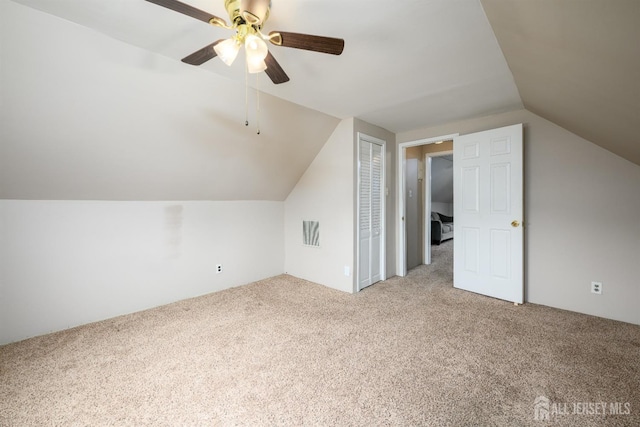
[356,133,386,292]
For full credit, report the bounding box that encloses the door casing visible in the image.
[356,133,386,291]
[396,134,458,277]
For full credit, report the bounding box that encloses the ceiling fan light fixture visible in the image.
[214,37,241,66]
[247,58,267,74]
[244,34,269,73]
[244,34,268,60]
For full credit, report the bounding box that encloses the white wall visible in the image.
[284,118,397,293]
[0,200,284,344]
[431,156,454,205]
[284,119,355,292]
[398,109,640,325]
[405,148,423,270]
[431,203,453,217]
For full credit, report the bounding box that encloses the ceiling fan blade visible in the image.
[269,31,344,55]
[181,40,224,66]
[264,52,290,84]
[145,0,224,24]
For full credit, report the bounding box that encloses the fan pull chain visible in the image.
[256,74,260,135]
[244,62,249,127]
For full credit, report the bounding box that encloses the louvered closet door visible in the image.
[359,139,383,290]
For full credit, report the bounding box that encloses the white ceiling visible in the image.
[4,0,636,201]
[8,0,523,133]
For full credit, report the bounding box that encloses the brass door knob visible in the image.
[511,220,520,228]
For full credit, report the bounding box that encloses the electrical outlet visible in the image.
[344,266,350,277]
[591,281,602,294]
[216,264,223,274]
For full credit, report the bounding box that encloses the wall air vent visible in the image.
[302,221,320,247]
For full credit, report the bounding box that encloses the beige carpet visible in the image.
[1,241,639,426]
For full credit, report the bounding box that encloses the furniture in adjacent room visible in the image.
[431,212,453,245]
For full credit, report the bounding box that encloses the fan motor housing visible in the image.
[225,0,271,26]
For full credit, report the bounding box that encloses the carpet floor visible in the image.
[1,241,639,426]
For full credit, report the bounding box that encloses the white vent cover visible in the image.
[303,221,320,247]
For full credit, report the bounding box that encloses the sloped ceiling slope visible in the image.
[0,1,339,200]
[6,0,523,134]
[482,0,640,166]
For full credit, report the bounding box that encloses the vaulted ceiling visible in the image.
[482,0,640,166]
[1,0,638,201]
[6,0,525,132]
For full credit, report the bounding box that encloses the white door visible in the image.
[453,124,523,303]
[358,135,385,290]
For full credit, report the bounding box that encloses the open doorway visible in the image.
[424,151,453,269]
[405,145,454,272]
[397,124,523,303]
[398,135,457,276]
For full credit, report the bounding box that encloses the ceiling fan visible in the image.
[145,0,345,84]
